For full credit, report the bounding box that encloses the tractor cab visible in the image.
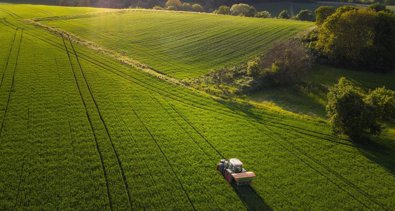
[217,158,255,186]
[228,158,244,173]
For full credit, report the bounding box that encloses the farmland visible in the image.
[42,11,313,79]
[0,3,394,211]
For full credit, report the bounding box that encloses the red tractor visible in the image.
[217,158,256,186]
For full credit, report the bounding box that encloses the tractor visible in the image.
[217,158,256,186]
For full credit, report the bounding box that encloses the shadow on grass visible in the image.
[231,184,272,211]
[217,98,395,177]
[353,136,395,176]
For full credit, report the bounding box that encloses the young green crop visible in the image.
[42,10,313,79]
[0,4,394,211]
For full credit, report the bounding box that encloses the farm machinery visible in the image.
[217,158,256,186]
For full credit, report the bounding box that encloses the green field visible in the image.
[41,10,313,79]
[0,3,394,210]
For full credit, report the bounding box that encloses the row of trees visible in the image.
[153,0,204,12]
[213,4,315,21]
[310,5,395,72]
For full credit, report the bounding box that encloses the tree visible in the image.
[278,10,290,19]
[165,0,182,8]
[230,3,256,17]
[365,87,395,121]
[315,6,336,25]
[255,11,271,18]
[215,5,230,15]
[192,3,204,12]
[369,3,386,12]
[259,39,311,85]
[295,9,315,21]
[316,7,395,72]
[327,77,381,140]
[181,2,192,11]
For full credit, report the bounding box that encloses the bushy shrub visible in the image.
[295,9,315,21]
[255,11,271,18]
[369,3,387,12]
[315,6,336,25]
[278,10,290,19]
[327,77,381,139]
[215,5,230,15]
[230,3,256,17]
[258,39,312,85]
[365,87,395,121]
[192,3,204,12]
[166,5,178,10]
[153,5,164,10]
[181,2,192,11]
[165,0,182,8]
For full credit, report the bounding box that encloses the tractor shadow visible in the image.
[231,184,272,211]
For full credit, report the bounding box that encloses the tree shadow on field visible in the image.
[352,136,395,176]
[231,183,272,211]
[217,98,395,177]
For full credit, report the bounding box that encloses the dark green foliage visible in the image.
[192,3,204,12]
[255,11,271,18]
[181,2,193,11]
[258,39,311,86]
[315,6,335,25]
[215,5,231,14]
[230,3,256,17]
[327,77,381,139]
[365,87,395,121]
[278,10,290,19]
[315,6,395,72]
[295,9,315,21]
[369,3,387,12]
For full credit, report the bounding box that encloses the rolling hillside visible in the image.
[0,3,394,210]
[42,10,313,78]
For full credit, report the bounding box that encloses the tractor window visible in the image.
[234,166,242,173]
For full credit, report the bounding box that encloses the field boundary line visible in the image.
[130,107,197,211]
[61,34,114,211]
[68,37,133,211]
[0,29,23,139]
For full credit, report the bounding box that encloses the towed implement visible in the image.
[217,158,256,186]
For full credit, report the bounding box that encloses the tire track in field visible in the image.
[262,123,388,210]
[61,34,113,211]
[253,121,384,210]
[168,103,225,159]
[149,95,211,158]
[21,20,343,146]
[20,28,338,148]
[68,37,133,211]
[0,29,23,139]
[13,156,26,210]
[0,28,18,89]
[129,106,197,211]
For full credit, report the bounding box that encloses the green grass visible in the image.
[0,3,394,210]
[249,65,395,117]
[42,10,313,79]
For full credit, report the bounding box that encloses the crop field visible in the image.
[0,3,394,210]
[41,10,313,79]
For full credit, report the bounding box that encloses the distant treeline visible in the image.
[55,0,394,8]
